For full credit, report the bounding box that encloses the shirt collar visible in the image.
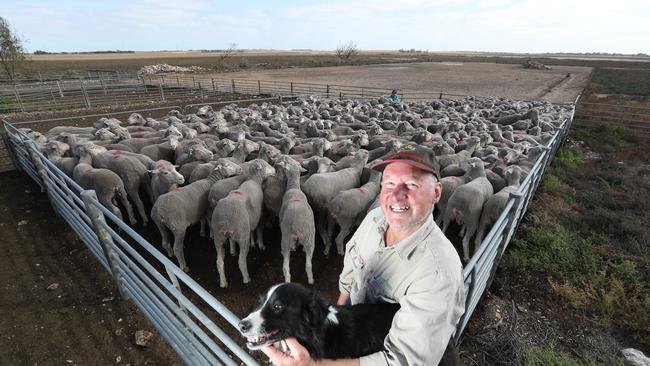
[373,210,435,260]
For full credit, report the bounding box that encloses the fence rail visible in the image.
[573,100,650,137]
[1,74,482,114]
[2,94,577,364]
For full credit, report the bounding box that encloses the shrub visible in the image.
[523,346,580,366]
[541,174,562,194]
[0,95,16,113]
[508,225,602,284]
[507,223,650,346]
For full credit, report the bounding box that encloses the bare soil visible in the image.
[206,61,590,104]
[0,171,183,365]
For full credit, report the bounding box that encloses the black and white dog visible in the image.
[238,282,400,359]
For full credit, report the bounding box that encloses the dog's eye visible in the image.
[273,304,283,311]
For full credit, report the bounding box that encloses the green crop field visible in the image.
[589,68,650,96]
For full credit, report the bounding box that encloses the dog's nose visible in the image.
[238,320,252,333]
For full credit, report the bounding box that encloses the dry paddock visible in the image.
[0,61,589,365]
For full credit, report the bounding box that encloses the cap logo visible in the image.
[398,145,416,151]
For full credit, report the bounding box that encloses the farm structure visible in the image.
[1,91,577,365]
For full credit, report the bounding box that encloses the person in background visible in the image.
[262,144,466,366]
[387,89,401,103]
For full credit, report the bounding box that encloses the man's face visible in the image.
[379,162,441,237]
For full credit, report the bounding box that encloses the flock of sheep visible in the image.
[22,94,572,287]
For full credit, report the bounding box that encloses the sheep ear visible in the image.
[148,169,160,174]
[299,166,307,173]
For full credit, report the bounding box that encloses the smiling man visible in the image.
[262,145,466,366]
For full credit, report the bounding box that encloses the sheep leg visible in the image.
[199,217,207,237]
[205,207,214,239]
[229,238,237,256]
[459,225,467,238]
[318,212,333,256]
[304,240,315,285]
[152,214,173,257]
[462,223,478,262]
[256,215,266,250]
[255,224,265,250]
[115,186,137,226]
[238,241,251,284]
[214,232,228,288]
[172,228,188,272]
[126,186,149,227]
[335,222,353,256]
[281,232,293,283]
[475,221,488,247]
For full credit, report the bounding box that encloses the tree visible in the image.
[0,16,26,82]
[214,42,238,70]
[335,41,359,61]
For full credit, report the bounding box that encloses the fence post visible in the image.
[326,84,330,98]
[198,81,203,98]
[80,79,91,108]
[81,190,130,300]
[212,78,216,95]
[49,85,56,103]
[258,80,261,95]
[159,84,166,102]
[56,80,64,97]
[99,74,107,95]
[361,88,364,99]
[232,79,236,93]
[290,82,294,96]
[439,92,443,99]
[13,85,26,113]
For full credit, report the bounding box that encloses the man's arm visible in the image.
[262,338,360,366]
[360,267,465,365]
[336,292,350,306]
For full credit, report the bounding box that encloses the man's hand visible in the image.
[336,293,350,306]
[262,337,315,366]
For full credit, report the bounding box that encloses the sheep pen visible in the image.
[2,93,576,364]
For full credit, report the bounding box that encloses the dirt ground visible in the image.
[0,171,183,365]
[0,61,593,365]
[217,61,590,104]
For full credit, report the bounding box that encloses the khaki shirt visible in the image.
[339,207,465,366]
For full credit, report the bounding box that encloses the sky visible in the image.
[2,0,649,54]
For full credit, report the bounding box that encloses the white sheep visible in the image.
[475,165,522,245]
[327,170,382,255]
[302,149,369,255]
[442,159,494,261]
[73,145,136,225]
[212,160,275,288]
[151,161,242,271]
[277,160,315,284]
[147,160,184,203]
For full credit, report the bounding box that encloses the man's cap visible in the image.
[370,144,440,179]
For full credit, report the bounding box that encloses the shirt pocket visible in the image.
[349,243,366,270]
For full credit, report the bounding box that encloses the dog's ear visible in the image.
[295,293,327,358]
